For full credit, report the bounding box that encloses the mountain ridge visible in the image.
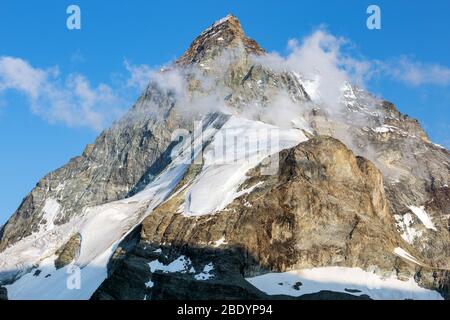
[0,15,449,300]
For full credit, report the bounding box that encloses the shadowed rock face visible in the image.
[92,242,371,300]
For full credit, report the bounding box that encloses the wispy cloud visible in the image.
[254,28,450,95]
[252,28,373,112]
[0,56,140,131]
[1,28,449,131]
[70,50,86,64]
[378,56,450,87]
[0,56,50,99]
[124,60,153,91]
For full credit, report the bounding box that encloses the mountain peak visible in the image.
[177,14,265,66]
[212,13,240,27]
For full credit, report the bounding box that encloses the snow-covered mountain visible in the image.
[0,15,449,300]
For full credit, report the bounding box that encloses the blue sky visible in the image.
[0,0,449,224]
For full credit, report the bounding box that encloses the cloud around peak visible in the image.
[1,27,449,131]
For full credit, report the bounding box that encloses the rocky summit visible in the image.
[0,15,448,300]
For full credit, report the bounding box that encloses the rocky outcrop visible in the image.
[176,14,265,66]
[311,88,450,270]
[54,233,82,269]
[92,242,266,300]
[415,268,450,300]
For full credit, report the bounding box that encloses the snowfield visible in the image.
[2,155,189,299]
[246,267,443,300]
[183,116,307,216]
[408,206,437,231]
[394,213,423,244]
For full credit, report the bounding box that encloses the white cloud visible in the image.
[0,56,129,131]
[0,56,193,131]
[379,56,450,86]
[1,29,449,131]
[40,74,126,130]
[125,60,188,97]
[253,28,450,103]
[124,60,153,91]
[252,29,373,113]
[0,57,49,99]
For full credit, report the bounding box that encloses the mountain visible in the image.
[0,15,448,300]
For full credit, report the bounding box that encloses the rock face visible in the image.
[318,94,450,270]
[0,15,449,300]
[0,286,6,300]
[177,14,265,66]
[0,101,184,251]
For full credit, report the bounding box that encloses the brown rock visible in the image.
[54,233,82,269]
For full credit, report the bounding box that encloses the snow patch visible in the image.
[148,255,195,274]
[394,213,423,244]
[372,125,396,134]
[408,206,436,231]
[40,198,60,232]
[212,237,228,247]
[393,247,422,266]
[194,263,214,281]
[246,266,442,300]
